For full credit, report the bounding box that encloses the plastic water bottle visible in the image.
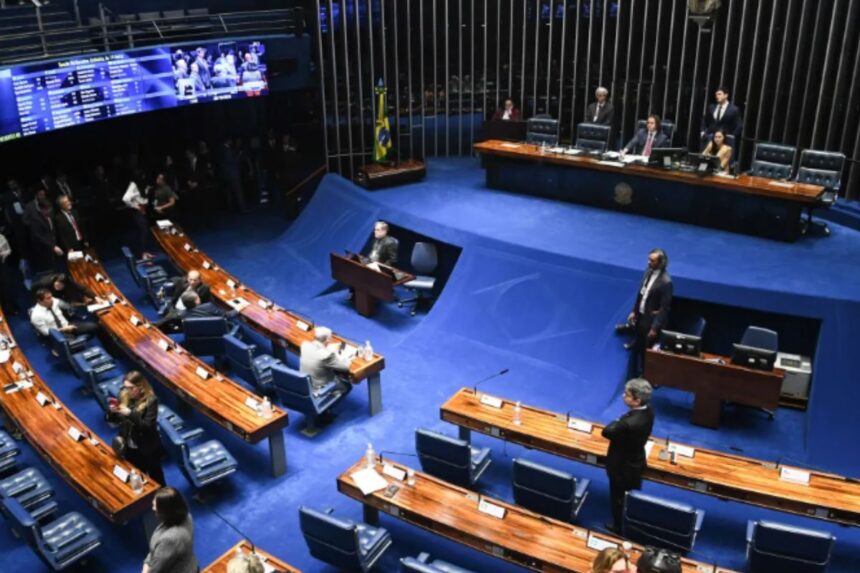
[513,401,522,425]
[260,397,273,419]
[129,470,143,494]
[363,340,373,360]
[364,443,376,469]
[407,469,416,487]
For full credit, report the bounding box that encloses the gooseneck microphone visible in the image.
[377,450,419,465]
[472,368,510,394]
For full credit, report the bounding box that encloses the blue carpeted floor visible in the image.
[3,156,860,572]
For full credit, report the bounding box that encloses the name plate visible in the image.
[183,243,193,251]
[84,253,94,262]
[780,466,811,485]
[477,498,506,519]
[157,340,171,352]
[479,394,503,408]
[586,534,618,551]
[572,528,588,539]
[382,464,406,481]
[202,261,212,269]
[245,397,260,410]
[195,367,209,380]
[17,380,33,390]
[12,361,24,373]
[36,392,49,406]
[668,443,696,458]
[226,279,237,289]
[567,418,593,433]
[109,293,119,303]
[112,465,130,483]
[257,299,271,309]
[68,426,83,441]
[129,315,141,326]
[95,273,107,282]
[296,320,310,332]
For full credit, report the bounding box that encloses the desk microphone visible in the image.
[377,450,418,465]
[472,368,510,394]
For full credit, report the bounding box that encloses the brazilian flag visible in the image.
[373,80,392,163]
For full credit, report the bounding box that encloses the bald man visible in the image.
[155,269,212,331]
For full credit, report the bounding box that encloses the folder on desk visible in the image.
[351,467,388,496]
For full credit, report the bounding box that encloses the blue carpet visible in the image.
[2,156,859,572]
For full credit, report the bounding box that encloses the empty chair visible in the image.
[0,467,58,521]
[415,428,491,487]
[121,246,168,289]
[298,506,392,572]
[637,118,676,142]
[575,122,612,153]
[156,404,204,443]
[512,458,590,522]
[746,519,835,573]
[48,331,113,380]
[1,496,101,571]
[400,552,477,573]
[223,334,281,394]
[526,117,559,146]
[741,326,778,351]
[46,328,89,361]
[749,143,796,180]
[78,360,123,412]
[796,149,846,236]
[160,422,237,488]
[181,316,238,357]
[622,490,704,553]
[0,430,20,474]
[271,363,350,436]
[398,243,438,316]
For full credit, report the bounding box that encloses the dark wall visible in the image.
[71,0,288,17]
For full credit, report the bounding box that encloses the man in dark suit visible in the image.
[53,195,87,253]
[585,86,614,125]
[22,188,61,272]
[180,291,236,320]
[622,115,669,157]
[367,220,399,266]
[602,378,655,534]
[166,269,211,309]
[616,248,673,377]
[701,86,742,140]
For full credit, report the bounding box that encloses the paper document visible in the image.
[768,180,795,188]
[351,467,388,496]
[563,148,582,155]
[87,301,111,313]
[598,160,626,167]
[229,298,250,311]
[586,533,618,551]
[500,142,521,148]
[620,154,647,164]
[156,220,173,229]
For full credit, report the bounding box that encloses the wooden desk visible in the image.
[152,224,387,416]
[645,348,784,428]
[67,253,290,477]
[337,457,734,573]
[202,540,300,573]
[0,309,158,524]
[474,139,826,241]
[441,388,860,527]
[330,253,415,317]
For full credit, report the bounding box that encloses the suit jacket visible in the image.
[367,235,399,266]
[299,340,353,390]
[631,270,673,331]
[169,277,211,308]
[702,142,733,172]
[585,102,614,125]
[624,130,669,155]
[491,108,522,121]
[183,302,228,319]
[53,209,85,252]
[22,201,57,254]
[702,103,742,138]
[601,406,655,489]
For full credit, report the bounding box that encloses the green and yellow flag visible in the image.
[373,80,392,163]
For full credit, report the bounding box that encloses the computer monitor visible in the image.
[731,343,777,371]
[648,147,688,167]
[687,153,722,175]
[659,330,702,357]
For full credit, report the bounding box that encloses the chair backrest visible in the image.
[575,122,611,153]
[298,507,360,569]
[526,117,559,146]
[415,428,471,484]
[411,243,438,275]
[796,150,845,190]
[637,119,675,142]
[624,491,699,538]
[182,316,227,337]
[121,246,141,287]
[271,363,317,415]
[223,334,255,377]
[512,458,575,521]
[740,326,778,351]
[749,520,835,573]
[48,329,73,363]
[751,143,796,179]
[0,496,38,544]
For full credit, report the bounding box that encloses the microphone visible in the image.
[472,368,510,394]
[196,497,256,555]
[377,450,418,465]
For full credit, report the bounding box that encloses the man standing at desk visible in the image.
[348,221,399,301]
[602,378,655,534]
[585,87,614,125]
[616,248,672,377]
[300,326,354,395]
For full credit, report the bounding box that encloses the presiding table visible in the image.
[67,252,291,477]
[441,388,860,527]
[337,456,735,573]
[152,223,387,416]
[474,139,826,241]
[0,308,158,525]
[202,540,300,573]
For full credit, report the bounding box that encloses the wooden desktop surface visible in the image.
[0,308,157,523]
[474,139,824,203]
[152,224,384,384]
[202,540,300,573]
[337,456,735,573]
[441,388,860,527]
[67,253,289,444]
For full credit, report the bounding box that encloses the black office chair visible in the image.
[796,149,845,236]
[526,117,559,146]
[637,119,675,143]
[574,123,612,153]
[398,242,438,316]
[734,326,779,420]
[749,143,796,180]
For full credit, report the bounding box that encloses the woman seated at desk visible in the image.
[701,129,733,172]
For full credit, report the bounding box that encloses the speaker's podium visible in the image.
[331,252,416,317]
[355,159,426,190]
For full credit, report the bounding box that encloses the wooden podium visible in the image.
[331,252,415,317]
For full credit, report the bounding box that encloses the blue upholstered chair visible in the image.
[622,491,705,553]
[740,326,779,351]
[398,243,438,317]
[270,363,350,436]
[298,506,392,571]
[223,334,281,394]
[1,496,102,571]
[750,143,796,180]
[746,520,835,573]
[415,428,491,487]
[156,404,204,443]
[526,117,559,146]
[575,122,612,153]
[47,329,91,367]
[512,458,590,522]
[0,467,59,522]
[181,316,238,357]
[79,362,124,413]
[0,430,21,475]
[160,421,237,489]
[796,149,845,236]
[400,552,478,573]
[121,246,168,289]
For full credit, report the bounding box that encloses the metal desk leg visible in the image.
[269,430,287,477]
[458,426,471,443]
[363,503,380,525]
[367,374,383,416]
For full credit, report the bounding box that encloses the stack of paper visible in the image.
[351,467,388,496]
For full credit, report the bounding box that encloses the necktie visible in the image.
[67,213,82,241]
[48,307,63,329]
[643,133,654,157]
[717,105,724,121]
[594,104,600,122]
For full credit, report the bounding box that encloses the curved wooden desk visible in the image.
[67,252,290,477]
[152,222,387,416]
[441,388,860,527]
[202,540,300,573]
[0,308,158,524]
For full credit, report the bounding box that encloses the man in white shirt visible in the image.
[30,289,98,339]
[299,326,354,394]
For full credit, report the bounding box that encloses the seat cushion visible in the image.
[0,468,53,507]
[41,511,101,561]
[355,522,391,557]
[188,440,235,472]
[405,276,436,290]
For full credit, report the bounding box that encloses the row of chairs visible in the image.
[0,430,102,571]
